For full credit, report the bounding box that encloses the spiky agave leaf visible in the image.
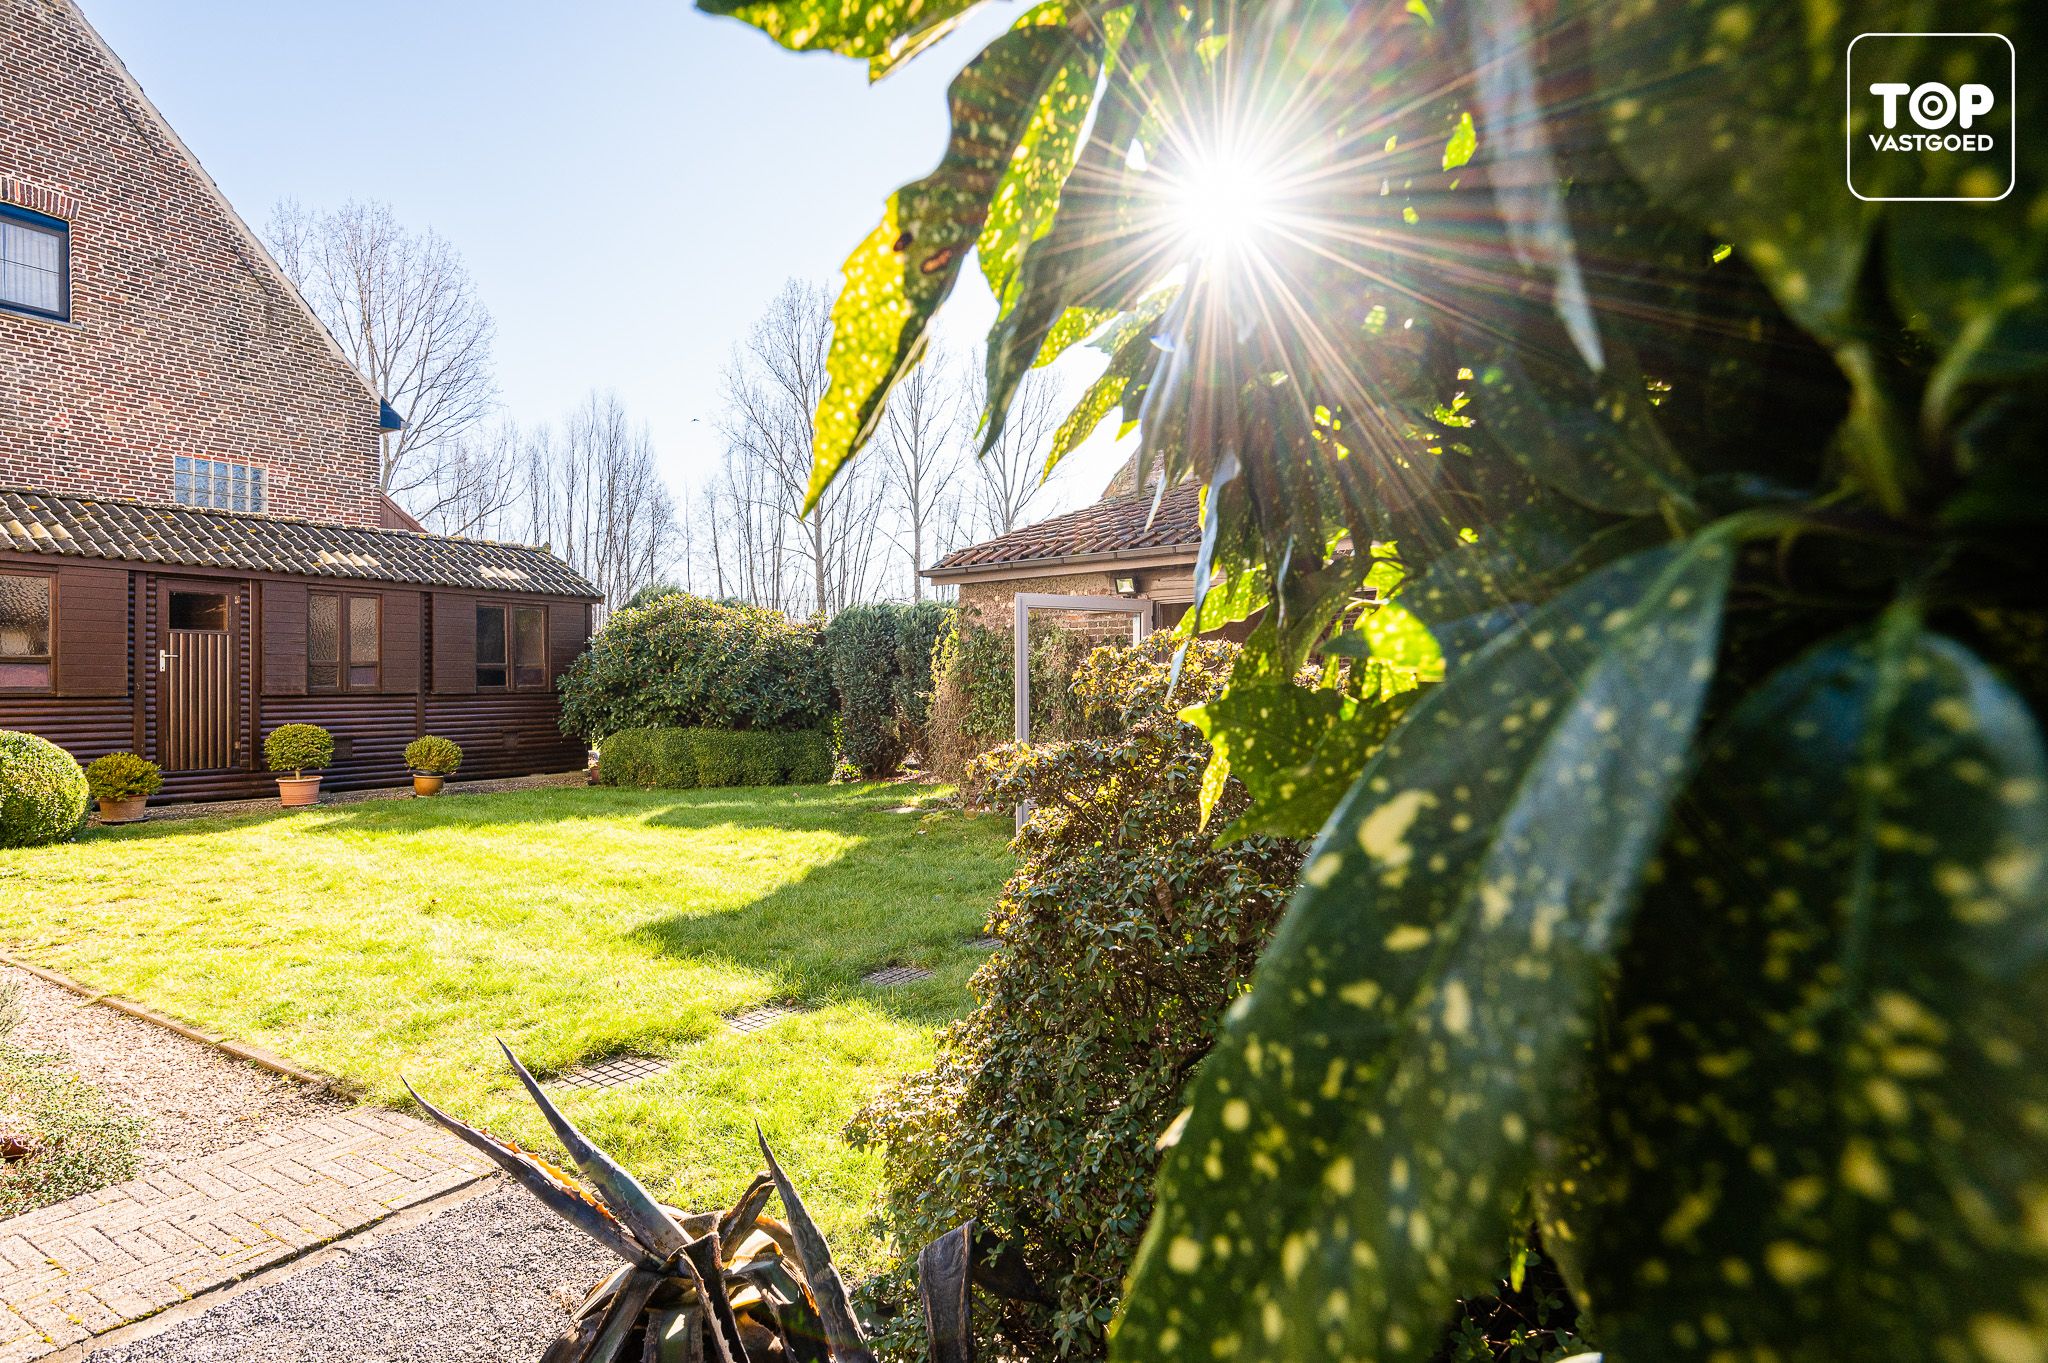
[755,1123,876,1363]
[587,1269,664,1363]
[498,1040,691,1262]
[403,1079,657,1268]
[717,1172,775,1255]
[918,1222,974,1363]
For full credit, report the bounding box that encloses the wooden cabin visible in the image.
[0,0,597,799]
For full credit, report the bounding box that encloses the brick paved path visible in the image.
[0,1107,492,1361]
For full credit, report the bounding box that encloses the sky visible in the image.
[78,0,1131,519]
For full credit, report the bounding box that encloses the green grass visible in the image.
[0,983,143,1217]
[0,782,1013,1270]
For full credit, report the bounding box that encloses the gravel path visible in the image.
[92,1183,612,1363]
[0,966,346,1171]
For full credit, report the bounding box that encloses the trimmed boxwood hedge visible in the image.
[0,731,89,849]
[595,727,834,790]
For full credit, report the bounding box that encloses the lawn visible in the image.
[0,781,1013,1270]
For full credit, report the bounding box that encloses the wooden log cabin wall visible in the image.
[0,492,598,803]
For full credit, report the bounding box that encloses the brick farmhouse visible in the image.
[0,0,596,800]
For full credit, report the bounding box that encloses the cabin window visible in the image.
[0,205,67,321]
[173,455,267,513]
[476,604,547,690]
[309,591,380,691]
[0,573,52,689]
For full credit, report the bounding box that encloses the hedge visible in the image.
[0,731,89,848]
[595,727,834,790]
[558,594,831,743]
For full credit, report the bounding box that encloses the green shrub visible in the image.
[263,723,334,777]
[557,594,830,743]
[924,619,1109,782]
[779,729,835,785]
[0,731,89,849]
[847,637,1303,1360]
[403,735,463,776]
[893,601,952,763]
[593,727,832,789]
[82,751,163,803]
[824,604,913,778]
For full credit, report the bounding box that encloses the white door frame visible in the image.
[1011,592,1156,743]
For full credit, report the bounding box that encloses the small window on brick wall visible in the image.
[0,205,68,321]
[174,456,267,513]
[0,573,52,689]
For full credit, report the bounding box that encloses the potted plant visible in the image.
[404,735,462,796]
[82,751,163,824]
[264,723,334,807]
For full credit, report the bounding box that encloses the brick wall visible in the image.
[0,0,382,526]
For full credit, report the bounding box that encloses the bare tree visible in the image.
[508,393,679,613]
[966,366,1064,537]
[877,350,965,599]
[410,417,521,537]
[267,198,498,516]
[716,280,890,615]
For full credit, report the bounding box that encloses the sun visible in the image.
[1165,145,1283,259]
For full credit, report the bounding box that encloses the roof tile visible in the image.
[927,482,1202,574]
[0,488,598,598]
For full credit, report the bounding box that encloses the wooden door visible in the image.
[156,581,238,771]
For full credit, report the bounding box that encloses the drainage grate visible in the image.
[726,1003,805,1035]
[552,1054,672,1091]
[864,965,935,987]
[969,936,1000,950]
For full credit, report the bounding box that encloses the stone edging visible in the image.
[0,952,348,1097]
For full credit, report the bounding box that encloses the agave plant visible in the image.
[408,1044,1037,1363]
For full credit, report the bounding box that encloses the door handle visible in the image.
[158,649,174,672]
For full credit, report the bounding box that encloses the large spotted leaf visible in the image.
[1114,539,1733,1363]
[695,0,984,78]
[1549,613,2048,1363]
[1587,0,1931,341]
[807,4,1100,509]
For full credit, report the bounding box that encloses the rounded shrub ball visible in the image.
[0,730,90,848]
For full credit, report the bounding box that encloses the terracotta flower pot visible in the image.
[277,775,323,808]
[96,795,148,824]
[412,773,446,797]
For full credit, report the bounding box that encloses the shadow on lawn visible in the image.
[74,781,971,845]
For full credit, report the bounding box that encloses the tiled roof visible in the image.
[927,482,1202,575]
[0,488,599,598]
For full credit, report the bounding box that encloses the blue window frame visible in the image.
[174,455,268,513]
[0,203,69,321]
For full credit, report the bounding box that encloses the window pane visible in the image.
[0,576,52,657]
[349,665,378,688]
[348,596,379,667]
[174,456,194,504]
[308,594,340,686]
[0,218,63,315]
[0,662,50,688]
[513,607,545,689]
[249,467,267,513]
[475,605,505,687]
[168,591,228,631]
[210,460,230,510]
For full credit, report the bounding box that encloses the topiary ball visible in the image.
[0,730,90,849]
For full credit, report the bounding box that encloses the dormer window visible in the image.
[0,204,68,321]
[175,455,267,513]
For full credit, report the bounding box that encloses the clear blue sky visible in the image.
[79,0,1125,509]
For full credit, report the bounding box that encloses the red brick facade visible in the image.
[0,0,383,526]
